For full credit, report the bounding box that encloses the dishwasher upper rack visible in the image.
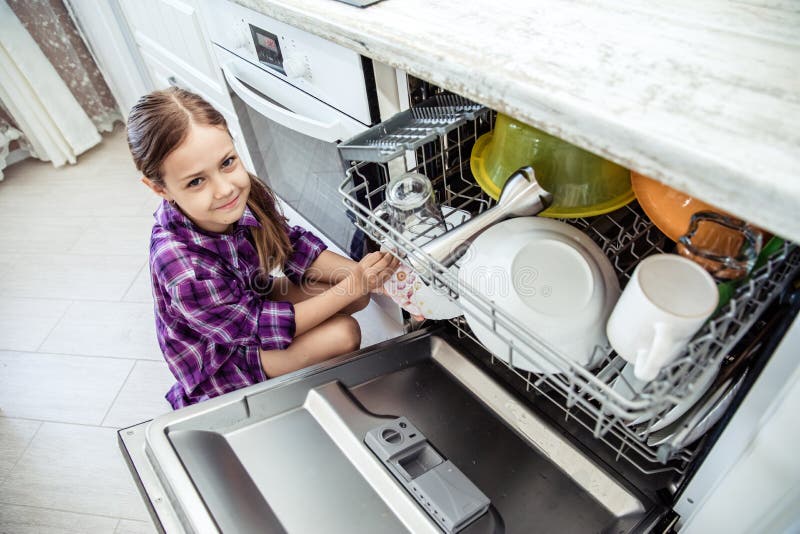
[337,119,800,469]
[338,93,488,163]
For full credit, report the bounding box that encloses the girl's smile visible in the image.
[215,194,241,211]
[143,123,251,234]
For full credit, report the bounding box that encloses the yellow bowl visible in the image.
[470,115,634,218]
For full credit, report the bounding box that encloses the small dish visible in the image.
[381,207,470,320]
[458,217,620,374]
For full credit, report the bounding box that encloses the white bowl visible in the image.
[458,217,620,374]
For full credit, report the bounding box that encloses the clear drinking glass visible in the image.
[375,171,445,241]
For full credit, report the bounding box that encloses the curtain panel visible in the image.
[0,0,122,179]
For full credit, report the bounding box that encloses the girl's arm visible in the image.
[302,250,359,284]
[293,251,398,336]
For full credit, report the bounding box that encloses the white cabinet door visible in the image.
[118,0,234,115]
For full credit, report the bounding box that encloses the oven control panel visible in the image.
[201,0,373,126]
[250,24,285,74]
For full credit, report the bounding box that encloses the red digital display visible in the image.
[249,24,284,74]
[256,34,277,52]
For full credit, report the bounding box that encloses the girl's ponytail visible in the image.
[246,173,292,276]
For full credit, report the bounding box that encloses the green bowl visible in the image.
[470,114,634,218]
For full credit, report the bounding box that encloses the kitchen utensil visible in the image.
[606,254,719,381]
[382,207,470,319]
[469,114,633,218]
[676,372,746,447]
[458,217,620,374]
[677,211,762,281]
[631,171,723,243]
[408,166,552,277]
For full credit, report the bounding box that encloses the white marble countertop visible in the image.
[236,0,800,241]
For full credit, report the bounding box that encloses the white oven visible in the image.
[200,0,403,256]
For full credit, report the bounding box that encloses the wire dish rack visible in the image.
[337,99,800,473]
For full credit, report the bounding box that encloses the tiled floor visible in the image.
[0,125,404,533]
[0,127,169,533]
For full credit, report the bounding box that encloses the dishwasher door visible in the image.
[119,329,669,533]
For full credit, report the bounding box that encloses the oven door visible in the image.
[216,46,369,253]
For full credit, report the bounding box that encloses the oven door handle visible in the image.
[221,62,346,143]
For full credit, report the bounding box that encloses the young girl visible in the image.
[126,87,399,409]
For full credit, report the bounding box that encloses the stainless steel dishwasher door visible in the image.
[119,329,665,533]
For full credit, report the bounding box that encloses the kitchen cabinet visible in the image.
[118,0,231,113]
[117,0,255,171]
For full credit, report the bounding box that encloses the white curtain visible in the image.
[0,120,22,180]
[0,0,101,169]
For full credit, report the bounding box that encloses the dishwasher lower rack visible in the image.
[337,117,800,473]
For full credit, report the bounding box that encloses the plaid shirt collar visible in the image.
[154,199,261,253]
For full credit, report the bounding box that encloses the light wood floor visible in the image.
[0,127,170,533]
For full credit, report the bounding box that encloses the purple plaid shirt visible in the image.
[148,200,326,409]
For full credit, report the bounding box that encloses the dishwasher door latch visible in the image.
[365,417,490,533]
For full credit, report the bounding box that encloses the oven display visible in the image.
[249,24,285,74]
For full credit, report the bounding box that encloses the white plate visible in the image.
[609,361,719,429]
[382,207,470,320]
[458,217,620,374]
[639,362,718,432]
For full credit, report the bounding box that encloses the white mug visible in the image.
[606,254,718,381]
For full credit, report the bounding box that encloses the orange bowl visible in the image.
[631,171,767,280]
[630,171,722,242]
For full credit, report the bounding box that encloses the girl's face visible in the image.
[142,124,251,234]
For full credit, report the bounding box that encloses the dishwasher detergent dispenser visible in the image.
[365,417,491,533]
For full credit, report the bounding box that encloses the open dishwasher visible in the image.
[119,87,800,533]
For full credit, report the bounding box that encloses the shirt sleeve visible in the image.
[168,275,296,351]
[283,224,328,285]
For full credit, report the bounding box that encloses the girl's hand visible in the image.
[353,251,400,294]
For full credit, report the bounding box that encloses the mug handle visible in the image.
[634,322,675,381]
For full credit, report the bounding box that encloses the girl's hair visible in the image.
[126,87,292,274]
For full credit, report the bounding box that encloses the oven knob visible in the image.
[283,54,309,80]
